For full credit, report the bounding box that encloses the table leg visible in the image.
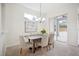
[28,39,30,42]
[32,41,35,53]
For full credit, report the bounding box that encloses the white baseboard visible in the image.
[67,42,78,47]
[5,42,20,48]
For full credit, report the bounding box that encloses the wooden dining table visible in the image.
[28,35,42,53]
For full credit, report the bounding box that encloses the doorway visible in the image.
[54,15,67,43]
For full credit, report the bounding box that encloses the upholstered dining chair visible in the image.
[19,36,33,55]
[48,33,54,49]
[37,34,49,51]
[41,34,49,48]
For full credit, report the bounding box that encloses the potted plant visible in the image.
[40,29,46,34]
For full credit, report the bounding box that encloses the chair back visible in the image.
[48,33,54,45]
[41,34,49,47]
[19,36,28,47]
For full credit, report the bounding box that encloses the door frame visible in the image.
[53,14,68,43]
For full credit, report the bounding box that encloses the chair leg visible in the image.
[53,44,54,48]
[45,46,48,51]
[48,45,50,50]
[48,44,53,50]
[53,42,54,48]
[43,46,49,51]
[20,48,22,55]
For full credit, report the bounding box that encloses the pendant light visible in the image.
[39,3,46,23]
[40,3,42,23]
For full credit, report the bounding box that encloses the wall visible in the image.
[0,3,2,55]
[77,9,79,45]
[3,4,43,47]
[3,3,79,47]
[0,3,6,56]
[3,4,24,47]
[48,4,78,46]
[67,8,78,46]
[0,4,1,33]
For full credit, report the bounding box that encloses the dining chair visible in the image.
[41,34,49,48]
[19,36,33,55]
[37,34,49,51]
[48,33,54,49]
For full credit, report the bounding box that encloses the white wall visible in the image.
[49,18,54,33]
[3,4,42,47]
[0,4,1,33]
[67,9,78,46]
[77,9,79,45]
[0,3,5,56]
[48,4,78,46]
[3,4,24,47]
[0,3,2,55]
[3,3,79,47]
[0,4,7,56]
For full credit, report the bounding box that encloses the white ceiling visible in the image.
[21,3,79,11]
[20,3,40,12]
[20,3,79,17]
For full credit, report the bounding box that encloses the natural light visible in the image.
[24,13,46,22]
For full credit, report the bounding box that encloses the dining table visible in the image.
[27,35,42,53]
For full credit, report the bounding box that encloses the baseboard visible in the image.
[5,43,20,48]
[55,40,78,47]
[67,43,78,47]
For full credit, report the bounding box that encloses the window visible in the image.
[24,13,38,33]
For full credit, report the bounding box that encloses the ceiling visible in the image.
[20,3,79,17]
